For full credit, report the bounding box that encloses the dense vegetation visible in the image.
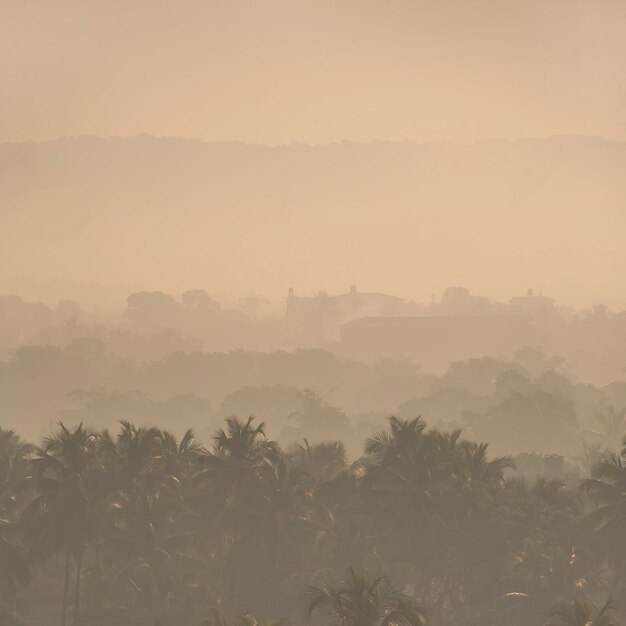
[1,414,625,626]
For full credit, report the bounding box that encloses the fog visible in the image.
[2,136,625,309]
[2,1,626,145]
[1,1,625,625]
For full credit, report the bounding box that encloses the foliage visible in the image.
[306,568,426,626]
[0,417,624,625]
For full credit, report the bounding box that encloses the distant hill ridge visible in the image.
[2,133,624,146]
[1,134,624,306]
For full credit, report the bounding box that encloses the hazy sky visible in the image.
[1,0,625,145]
[1,1,625,310]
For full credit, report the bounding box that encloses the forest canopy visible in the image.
[1,413,625,625]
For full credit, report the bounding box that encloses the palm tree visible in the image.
[455,440,513,489]
[363,416,427,461]
[359,417,512,607]
[581,450,626,590]
[98,421,164,493]
[497,478,592,626]
[211,417,280,474]
[94,485,208,625]
[0,428,36,527]
[203,613,282,626]
[159,428,207,479]
[197,417,280,526]
[198,418,316,617]
[549,598,619,626]
[0,428,35,486]
[0,520,30,609]
[358,417,444,562]
[88,423,208,624]
[306,568,426,625]
[0,429,34,607]
[289,440,346,487]
[0,605,29,626]
[21,423,101,626]
[574,442,604,477]
[592,406,626,450]
[358,419,453,607]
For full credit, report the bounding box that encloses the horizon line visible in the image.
[1,133,624,149]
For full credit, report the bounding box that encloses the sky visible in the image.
[1,0,625,145]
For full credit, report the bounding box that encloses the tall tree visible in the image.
[21,423,101,626]
[582,449,626,592]
[306,568,426,626]
[549,599,619,626]
[0,429,33,606]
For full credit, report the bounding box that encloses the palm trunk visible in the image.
[73,545,83,625]
[60,544,72,626]
[9,585,17,612]
[3,575,16,612]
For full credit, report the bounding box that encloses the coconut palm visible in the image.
[359,417,443,546]
[574,442,605,477]
[211,417,280,474]
[0,429,34,606]
[197,417,280,526]
[203,613,282,626]
[592,406,626,450]
[97,421,165,493]
[87,422,210,623]
[581,450,626,589]
[158,428,207,478]
[92,487,209,625]
[359,417,511,607]
[0,519,30,608]
[306,568,426,626]
[0,428,35,488]
[0,606,28,626]
[289,439,346,487]
[549,598,619,626]
[21,423,101,626]
[363,416,427,461]
[7,411,626,625]
[497,477,593,626]
[455,440,513,488]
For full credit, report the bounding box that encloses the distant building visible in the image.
[437,287,508,317]
[509,289,555,315]
[340,314,537,370]
[285,286,416,345]
[284,286,554,358]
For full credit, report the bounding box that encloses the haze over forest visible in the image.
[1,135,625,309]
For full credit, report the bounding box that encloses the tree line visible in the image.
[0,416,625,626]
